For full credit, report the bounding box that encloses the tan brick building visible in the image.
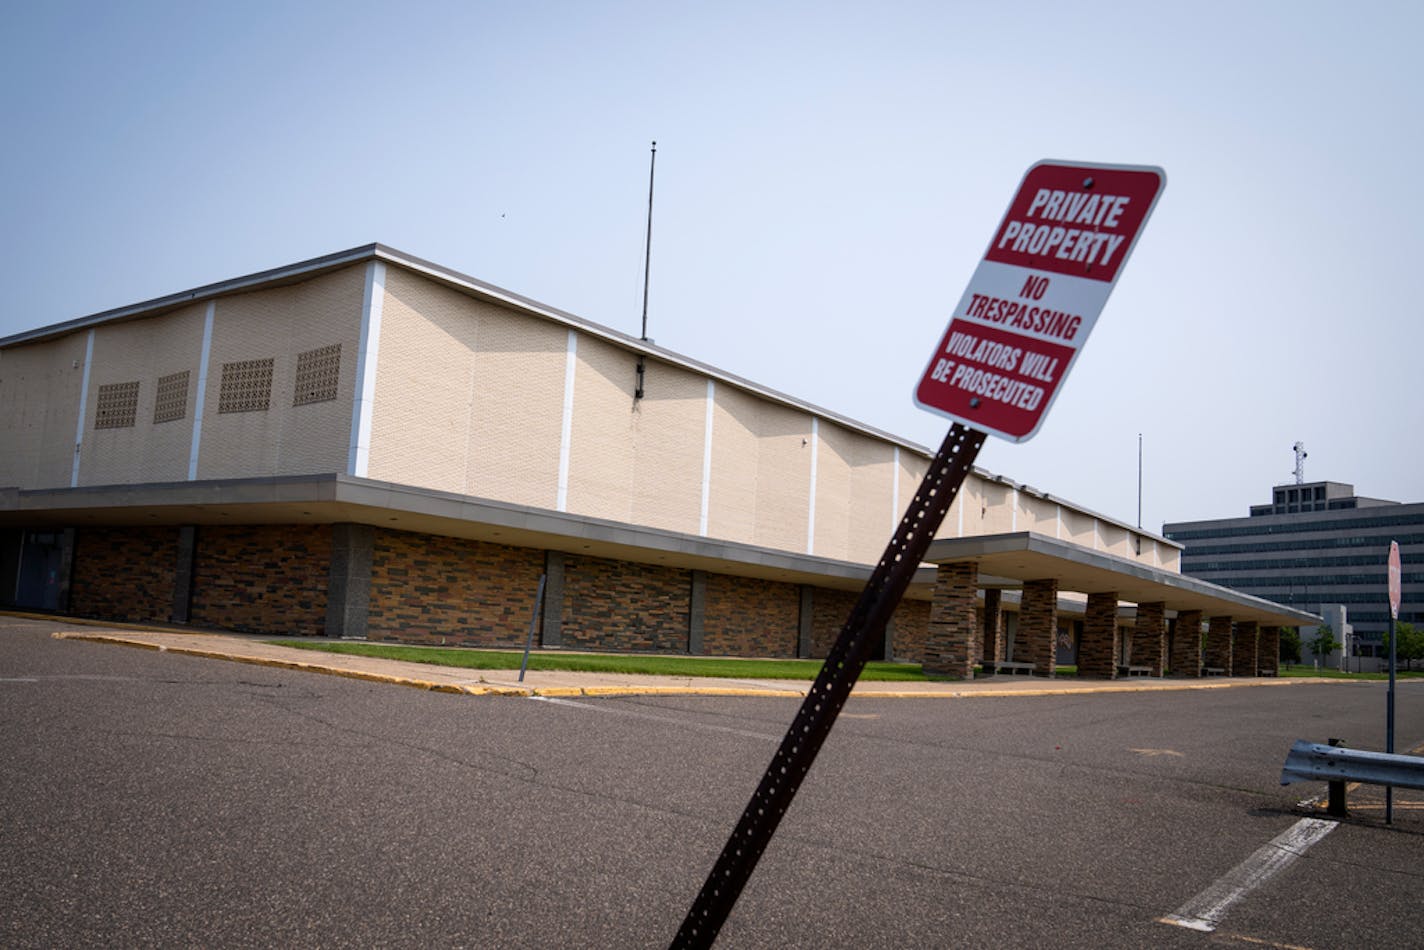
[0,245,1312,668]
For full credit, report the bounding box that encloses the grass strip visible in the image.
[1278,664,1424,680]
[267,639,931,681]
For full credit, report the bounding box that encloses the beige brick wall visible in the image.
[367,266,565,506]
[566,340,718,534]
[628,362,706,533]
[196,269,363,479]
[1017,492,1057,536]
[832,423,898,563]
[1157,544,1181,572]
[975,481,1016,535]
[366,267,478,493]
[1100,521,1131,557]
[0,334,89,488]
[811,420,853,560]
[1062,507,1096,548]
[850,434,898,562]
[463,299,564,508]
[704,384,760,545]
[706,385,813,553]
[79,304,206,486]
[565,334,638,523]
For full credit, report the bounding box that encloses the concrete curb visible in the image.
[42,628,1352,700]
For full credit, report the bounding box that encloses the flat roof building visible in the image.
[1,245,1313,676]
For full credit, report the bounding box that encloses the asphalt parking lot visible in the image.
[3,615,1422,948]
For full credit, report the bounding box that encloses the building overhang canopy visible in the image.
[0,474,931,596]
[927,531,1319,627]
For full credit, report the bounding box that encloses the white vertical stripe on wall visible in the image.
[1056,503,1063,540]
[891,446,900,532]
[187,301,215,481]
[70,330,95,487]
[957,475,965,537]
[556,330,577,512]
[348,261,387,477]
[1011,488,1019,531]
[806,417,819,555]
[699,379,715,536]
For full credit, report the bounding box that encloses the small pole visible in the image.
[635,140,656,401]
[1387,611,1396,823]
[641,140,657,342]
[1136,432,1142,529]
[518,574,548,683]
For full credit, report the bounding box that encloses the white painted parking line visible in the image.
[1159,817,1337,932]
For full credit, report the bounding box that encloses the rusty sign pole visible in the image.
[671,422,985,947]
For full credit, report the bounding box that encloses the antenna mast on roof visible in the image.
[1292,441,1308,484]
[635,141,656,401]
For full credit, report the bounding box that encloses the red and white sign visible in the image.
[915,160,1165,442]
[1389,540,1402,620]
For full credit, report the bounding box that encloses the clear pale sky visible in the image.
[2,1,1419,534]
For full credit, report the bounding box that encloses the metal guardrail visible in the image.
[1279,739,1424,818]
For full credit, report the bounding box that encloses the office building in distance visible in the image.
[1163,480,1423,655]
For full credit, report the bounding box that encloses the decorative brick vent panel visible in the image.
[218,358,274,413]
[95,381,140,429]
[153,371,190,424]
[294,343,341,406]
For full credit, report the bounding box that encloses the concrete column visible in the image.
[1132,601,1168,676]
[171,525,197,623]
[797,586,814,658]
[981,589,1003,667]
[324,524,373,639]
[688,570,707,655]
[1172,609,1203,677]
[1232,621,1259,676]
[924,562,976,679]
[56,528,76,613]
[542,551,565,647]
[1078,591,1120,678]
[1019,578,1059,677]
[1205,615,1234,674]
[1259,626,1280,675]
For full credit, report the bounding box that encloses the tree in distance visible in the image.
[1307,624,1340,668]
[1380,621,1424,672]
[1279,626,1302,664]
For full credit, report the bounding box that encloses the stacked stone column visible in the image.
[1171,610,1203,676]
[1131,601,1168,676]
[1078,591,1120,678]
[1205,616,1234,673]
[1258,626,1280,675]
[924,562,977,679]
[1019,578,1059,677]
[1231,620,1259,676]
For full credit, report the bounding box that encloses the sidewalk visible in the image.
[17,612,1338,699]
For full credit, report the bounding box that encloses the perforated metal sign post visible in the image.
[671,423,986,947]
[671,160,1162,947]
[915,160,1165,443]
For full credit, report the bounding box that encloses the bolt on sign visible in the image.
[915,160,1165,442]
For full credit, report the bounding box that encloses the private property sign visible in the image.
[915,160,1165,442]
